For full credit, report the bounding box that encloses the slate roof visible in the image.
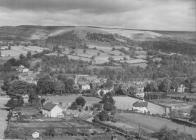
[43,102,56,111]
[133,101,148,107]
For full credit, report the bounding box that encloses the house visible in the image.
[42,102,64,118]
[132,100,148,113]
[177,84,186,93]
[17,65,29,73]
[81,84,91,91]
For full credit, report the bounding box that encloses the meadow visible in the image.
[116,113,196,138]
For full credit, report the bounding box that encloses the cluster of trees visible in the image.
[46,31,86,49]
[139,38,196,56]
[1,52,32,72]
[69,96,86,110]
[152,127,194,140]
[190,105,196,122]
[96,92,116,121]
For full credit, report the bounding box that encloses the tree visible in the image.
[158,78,172,93]
[19,54,25,60]
[26,51,32,59]
[69,102,78,110]
[127,86,137,96]
[54,80,65,95]
[7,80,30,96]
[103,79,113,89]
[57,75,75,93]
[144,82,158,92]
[102,92,115,105]
[152,127,194,140]
[37,75,55,95]
[98,111,110,121]
[75,96,86,107]
[6,96,24,109]
[103,102,114,111]
[190,105,196,122]
[45,126,55,137]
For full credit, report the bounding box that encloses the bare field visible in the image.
[116,113,196,138]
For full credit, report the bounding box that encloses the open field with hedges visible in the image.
[116,112,196,138]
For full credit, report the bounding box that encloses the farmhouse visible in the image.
[132,100,148,113]
[42,102,64,118]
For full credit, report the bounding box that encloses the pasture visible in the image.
[113,96,166,115]
[1,45,46,58]
[116,113,196,138]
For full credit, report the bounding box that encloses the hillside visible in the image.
[0,26,196,66]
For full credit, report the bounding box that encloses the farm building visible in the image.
[132,100,148,113]
[42,102,64,118]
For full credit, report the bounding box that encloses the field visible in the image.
[113,96,166,115]
[1,45,47,59]
[44,95,101,106]
[116,113,196,138]
[0,96,9,139]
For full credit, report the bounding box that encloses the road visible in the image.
[0,96,9,139]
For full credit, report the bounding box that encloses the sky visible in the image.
[0,0,195,31]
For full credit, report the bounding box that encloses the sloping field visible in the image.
[116,113,196,138]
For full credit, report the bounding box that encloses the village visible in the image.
[0,62,196,140]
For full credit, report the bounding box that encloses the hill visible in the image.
[0,26,196,66]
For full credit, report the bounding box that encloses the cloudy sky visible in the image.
[0,0,195,31]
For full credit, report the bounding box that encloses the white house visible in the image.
[132,100,148,113]
[177,84,186,93]
[81,84,91,90]
[42,102,64,118]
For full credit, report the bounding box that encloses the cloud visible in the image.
[0,0,195,31]
[0,0,146,14]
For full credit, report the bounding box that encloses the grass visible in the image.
[113,96,166,115]
[116,112,196,138]
[1,45,45,59]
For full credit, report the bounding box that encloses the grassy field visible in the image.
[1,45,46,58]
[113,96,166,115]
[0,96,9,139]
[116,113,196,138]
